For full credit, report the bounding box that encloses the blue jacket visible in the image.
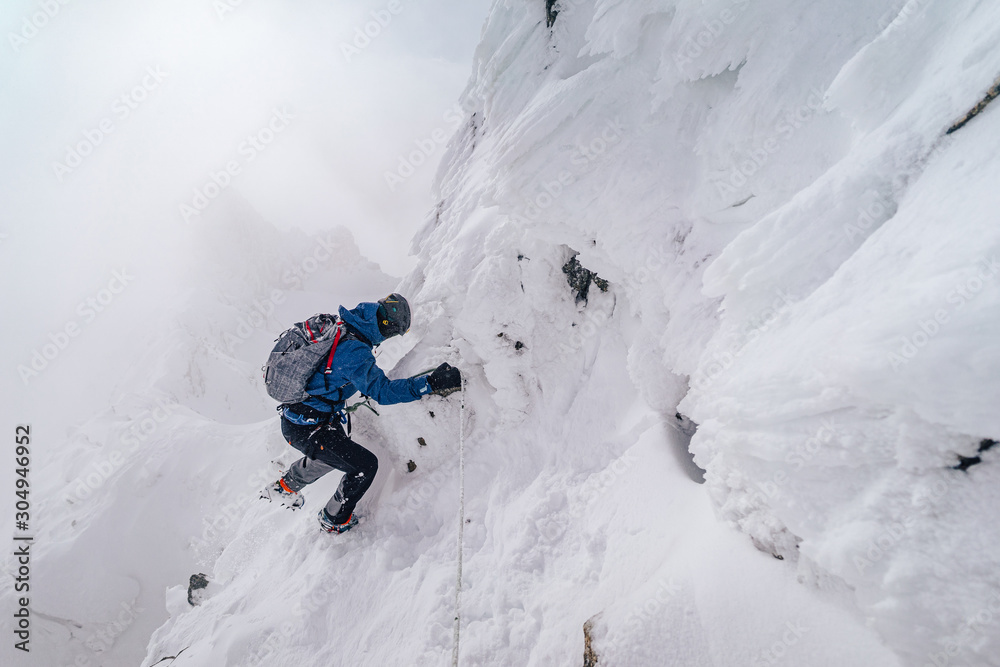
[283,303,431,425]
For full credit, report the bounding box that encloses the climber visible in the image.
[261,293,462,533]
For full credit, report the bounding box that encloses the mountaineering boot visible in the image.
[260,478,305,510]
[318,508,358,534]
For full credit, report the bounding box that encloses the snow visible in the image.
[4,0,1000,665]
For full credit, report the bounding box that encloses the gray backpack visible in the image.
[263,314,344,403]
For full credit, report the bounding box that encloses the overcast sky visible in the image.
[0,0,491,273]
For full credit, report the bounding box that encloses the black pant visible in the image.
[279,418,379,523]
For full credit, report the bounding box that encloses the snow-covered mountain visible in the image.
[4,0,999,665]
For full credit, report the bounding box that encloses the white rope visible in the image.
[452,375,467,667]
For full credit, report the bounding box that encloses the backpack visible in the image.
[263,314,345,404]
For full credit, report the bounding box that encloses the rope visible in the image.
[452,374,467,667]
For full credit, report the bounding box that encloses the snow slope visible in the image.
[0,196,401,667]
[4,0,999,665]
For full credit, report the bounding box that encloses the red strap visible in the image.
[324,324,343,374]
[305,321,318,343]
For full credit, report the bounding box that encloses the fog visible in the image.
[1,0,489,428]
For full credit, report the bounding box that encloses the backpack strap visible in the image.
[323,322,344,374]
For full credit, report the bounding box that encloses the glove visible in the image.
[427,363,462,396]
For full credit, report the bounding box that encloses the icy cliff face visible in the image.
[407,0,1000,663]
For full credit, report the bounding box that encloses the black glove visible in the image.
[427,363,462,396]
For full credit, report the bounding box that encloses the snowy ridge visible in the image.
[154,0,997,663]
[5,0,998,665]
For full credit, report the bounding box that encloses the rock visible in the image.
[563,255,609,304]
[546,0,558,27]
[583,615,601,666]
[187,573,209,606]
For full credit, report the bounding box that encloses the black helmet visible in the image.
[376,293,411,338]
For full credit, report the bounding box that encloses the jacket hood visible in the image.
[339,303,385,345]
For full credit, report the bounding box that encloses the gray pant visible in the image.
[283,456,345,516]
